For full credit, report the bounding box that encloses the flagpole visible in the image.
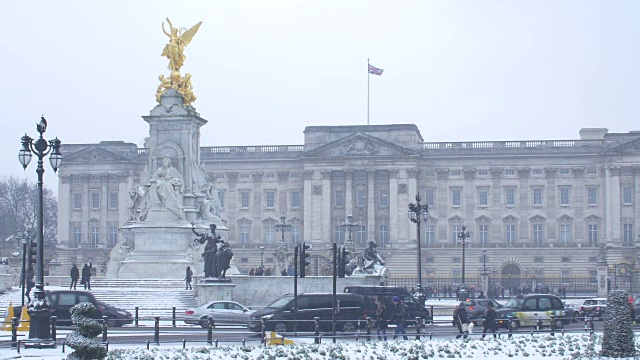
[367,58,370,125]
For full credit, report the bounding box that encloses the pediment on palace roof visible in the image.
[64,146,131,163]
[301,133,418,159]
[606,137,640,154]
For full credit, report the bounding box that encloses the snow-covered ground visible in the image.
[0,333,635,359]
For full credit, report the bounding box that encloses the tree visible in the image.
[600,289,636,358]
[0,176,57,245]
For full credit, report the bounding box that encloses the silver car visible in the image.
[184,301,255,328]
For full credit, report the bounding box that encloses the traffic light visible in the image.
[299,242,311,278]
[27,239,37,272]
[338,247,350,278]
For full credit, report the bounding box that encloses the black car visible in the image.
[494,294,566,330]
[248,293,366,333]
[343,286,432,325]
[463,299,502,325]
[45,290,133,327]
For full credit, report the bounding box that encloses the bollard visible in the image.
[535,316,541,331]
[104,341,109,352]
[51,316,57,343]
[172,307,176,327]
[550,314,555,336]
[102,316,108,344]
[314,317,321,344]
[207,316,213,345]
[135,307,139,327]
[583,317,589,333]
[242,339,246,346]
[146,340,150,350]
[415,316,422,340]
[62,340,65,353]
[182,339,186,349]
[16,339,20,354]
[365,317,371,342]
[590,317,594,334]
[260,320,266,346]
[429,332,432,340]
[281,334,285,345]
[215,339,219,348]
[11,317,17,348]
[356,334,360,342]
[508,317,514,339]
[430,306,434,324]
[154,316,160,345]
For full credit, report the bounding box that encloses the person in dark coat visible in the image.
[454,302,470,339]
[69,264,79,290]
[25,269,34,302]
[81,262,92,290]
[185,266,193,290]
[391,296,408,340]
[375,299,388,341]
[481,302,497,339]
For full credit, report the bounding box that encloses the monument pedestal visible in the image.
[195,281,236,302]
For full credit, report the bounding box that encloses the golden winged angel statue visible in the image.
[161,18,202,71]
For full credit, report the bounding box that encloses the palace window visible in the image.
[425,189,434,207]
[560,187,571,206]
[451,224,463,243]
[623,186,633,205]
[73,193,82,210]
[108,223,118,246]
[90,225,99,244]
[478,188,489,207]
[240,225,250,244]
[505,224,516,244]
[379,189,388,207]
[424,224,435,245]
[533,188,543,205]
[478,224,489,244]
[588,224,598,246]
[587,187,598,206]
[378,225,389,245]
[109,192,118,210]
[533,224,544,245]
[335,226,345,244]
[505,188,516,206]
[291,191,301,209]
[623,223,634,246]
[265,191,275,209]
[264,225,275,244]
[356,225,367,245]
[240,191,250,209]
[90,191,100,209]
[560,224,571,244]
[72,224,82,245]
[452,189,461,207]
[291,225,301,244]
[335,190,345,207]
[356,189,366,207]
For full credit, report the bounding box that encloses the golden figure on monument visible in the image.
[156,18,202,106]
[161,18,202,72]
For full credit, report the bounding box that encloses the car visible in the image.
[462,299,502,325]
[45,290,133,327]
[248,293,366,333]
[580,298,607,320]
[343,286,431,325]
[563,302,581,323]
[184,301,255,328]
[494,294,566,330]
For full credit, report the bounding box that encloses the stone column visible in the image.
[251,172,264,244]
[407,168,419,242]
[345,170,353,216]
[321,170,332,244]
[388,170,399,242]
[436,169,449,244]
[277,171,289,214]
[303,170,313,242]
[609,167,621,242]
[545,168,557,241]
[100,174,109,246]
[367,169,376,242]
[57,176,71,244]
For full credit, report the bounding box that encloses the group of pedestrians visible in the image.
[374,296,409,341]
[69,262,92,290]
[453,301,497,340]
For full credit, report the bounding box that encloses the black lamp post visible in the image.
[18,116,61,347]
[408,194,429,299]
[274,215,292,272]
[457,225,471,285]
[340,213,359,256]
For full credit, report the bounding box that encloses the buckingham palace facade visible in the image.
[54,124,640,289]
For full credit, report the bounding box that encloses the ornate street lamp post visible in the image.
[274,215,292,273]
[340,213,359,257]
[408,194,430,300]
[456,225,471,288]
[480,248,488,296]
[18,116,62,347]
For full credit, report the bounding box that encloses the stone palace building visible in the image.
[53,120,640,292]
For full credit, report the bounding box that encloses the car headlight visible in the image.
[261,314,273,320]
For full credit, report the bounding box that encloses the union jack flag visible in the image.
[368,64,384,76]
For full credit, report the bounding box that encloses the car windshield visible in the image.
[265,295,294,309]
[505,298,524,308]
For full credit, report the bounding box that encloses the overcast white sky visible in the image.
[1,0,638,194]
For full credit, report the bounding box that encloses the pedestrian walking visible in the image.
[249,268,255,276]
[81,262,92,290]
[375,299,388,341]
[454,302,470,339]
[185,266,193,290]
[391,296,408,340]
[25,269,34,302]
[481,302,497,339]
[69,264,79,290]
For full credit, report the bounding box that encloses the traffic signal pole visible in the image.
[332,242,337,343]
[293,244,298,334]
